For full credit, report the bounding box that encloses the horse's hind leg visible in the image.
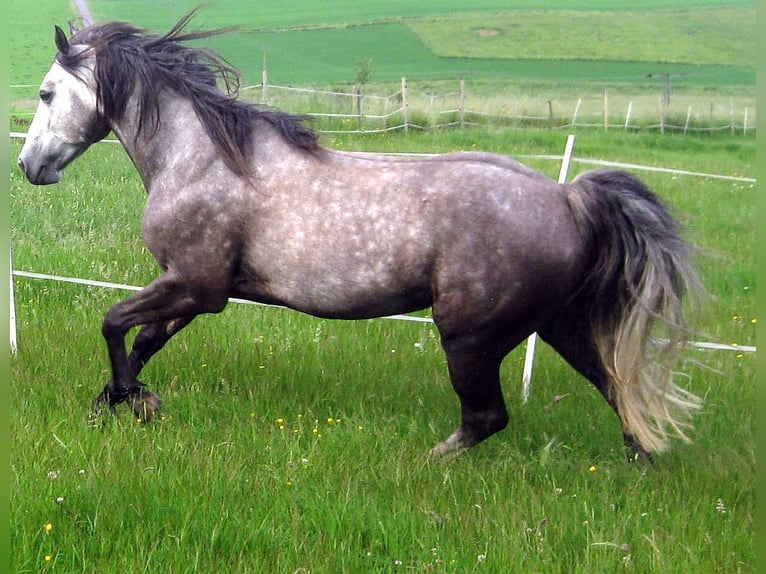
[538,317,652,463]
[430,334,508,458]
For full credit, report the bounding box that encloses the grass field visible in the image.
[8,1,756,572]
[9,127,755,572]
[10,1,755,88]
[410,8,753,66]
[85,1,755,87]
[87,0,758,30]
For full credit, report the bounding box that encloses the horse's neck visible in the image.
[111,93,217,190]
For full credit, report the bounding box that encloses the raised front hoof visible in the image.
[130,390,162,422]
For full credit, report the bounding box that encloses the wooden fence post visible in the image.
[459,77,465,129]
[401,77,409,133]
[603,90,609,131]
[355,85,363,131]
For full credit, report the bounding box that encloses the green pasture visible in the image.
[410,8,753,66]
[9,127,755,572]
[10,1,755,89]
[88,0,757,30]
[7,1,756,571]
[92,1,754,87]
[8,0,75,87]
[203,22,752,87]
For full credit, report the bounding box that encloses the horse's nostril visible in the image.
[17,158,25,172]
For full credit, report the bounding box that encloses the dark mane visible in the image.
[59,11,320,176]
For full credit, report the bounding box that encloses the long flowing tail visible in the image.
[566,169,703,453]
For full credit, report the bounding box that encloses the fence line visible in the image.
[233,80,755,135]
[14,82,753,136]
[9,269,756,356]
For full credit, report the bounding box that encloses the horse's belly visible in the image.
[232,265,433,320]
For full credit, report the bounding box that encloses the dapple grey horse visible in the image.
[17,13,703,461]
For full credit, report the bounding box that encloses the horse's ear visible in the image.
[54,25,70,54]
[68,21,80,35]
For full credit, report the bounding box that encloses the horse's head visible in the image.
[18,25,112,185]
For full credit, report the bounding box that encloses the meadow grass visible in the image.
[409,7,754,67]
[199,15,753,87]
[8,2,755,572]
[87,0,757,31]
[9,127,755,572]
[8,0,75,87]
[11,1,755,88]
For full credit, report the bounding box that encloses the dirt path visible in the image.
[71,0,94,25]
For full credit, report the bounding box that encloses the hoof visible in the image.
[428,445,469,463]
[626,446,653,464]
[429,430,474,460]
[130,390,162,422]
[623,434,654,464]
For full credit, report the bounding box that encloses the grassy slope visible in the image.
[208,22,752,87]
[8,0,76,86]
[79,1,755,87]
[409,7,754,66]
[89,0,757,29]
[11,2,754,103]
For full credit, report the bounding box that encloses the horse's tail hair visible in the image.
[566,169,703,453]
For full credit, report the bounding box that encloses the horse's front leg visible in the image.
[92,272,227,421]
[128,316,195,376]
[92,316,195,420]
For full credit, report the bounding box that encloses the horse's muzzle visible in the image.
[17,156,62,185]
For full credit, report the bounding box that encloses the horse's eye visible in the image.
[39,89,53,104]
